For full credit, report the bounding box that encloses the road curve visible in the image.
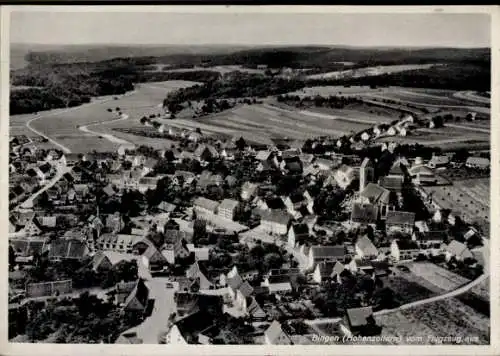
[374,273,488,316]
[21,90,138,154]
[26,114,72,154]
[304,271,488,327]
[79,113,135,147]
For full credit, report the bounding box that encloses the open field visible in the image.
[374,298,490,345]
[306,64,438,80]
[422,178,490,225]
[150,102,380,145]
[10,81,198,153]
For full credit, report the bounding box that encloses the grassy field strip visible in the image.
[228,107,349,137]
[138,80,202,90]
[263,103,375,132]
[410,263,470,291]
[445,123,490,134]
[393,89,473,106]
[363,92,489,112]
[453,91,490,105]
[235,105,349,137]
[300,109,387,126]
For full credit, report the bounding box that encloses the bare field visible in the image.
[374,298,490,345]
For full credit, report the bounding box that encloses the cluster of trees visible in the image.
[277,94,363,109]
[312,270,399,318]
[25,254,139,290]
[18,292,142,343]
[11,61,137,114]
[163,72,305,114]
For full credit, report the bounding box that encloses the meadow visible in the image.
[10,81,199,153]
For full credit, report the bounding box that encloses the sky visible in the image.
[10,10,491,48]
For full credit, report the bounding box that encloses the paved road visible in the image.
[22,90,138,154]
[374,272,488,316]
[79,113,135,147]
[121,277,176,344]
[14,163,71,211]
[305,271,488,328]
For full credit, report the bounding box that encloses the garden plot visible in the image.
[375,298,490,345]
[408,263,470,292]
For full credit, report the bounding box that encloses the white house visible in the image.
[264,320,292,345]
[313,261,345,284]
[355,235,378,260]
[390,239,421,262]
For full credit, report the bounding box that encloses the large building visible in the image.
[217,199,239,220]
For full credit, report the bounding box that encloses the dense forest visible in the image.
[307,63,491,92]
[10,46,490,115]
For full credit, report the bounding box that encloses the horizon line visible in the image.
[11,43,491,49]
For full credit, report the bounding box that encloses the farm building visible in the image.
[358,183,393,220]
[465,157,490,169]
[340,306,380,337]
[409,165,438,186]
[428,155,449,169]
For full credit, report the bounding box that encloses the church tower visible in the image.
[359,157,375,192]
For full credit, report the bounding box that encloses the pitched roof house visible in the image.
[307,245,346,270]
[355,235,378,259]
[264,320,293,345]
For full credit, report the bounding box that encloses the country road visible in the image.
[304,271,489,328]
[21,90,139,154]
[79,113,135,147]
